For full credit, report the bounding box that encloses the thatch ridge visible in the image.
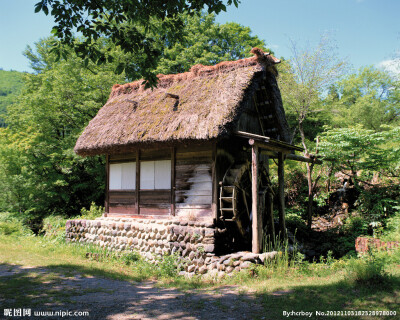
[75,48,285,156]
[109,48,280,99]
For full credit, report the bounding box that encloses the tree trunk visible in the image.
[299,119,317,229]
[306,162,315,229]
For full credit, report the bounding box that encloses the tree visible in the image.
[0,15,266,226]
[155,12,267,74]
[0,38,125,225]
[0,70,25,127]
[319,125,400,181]
[319,125,400,225]
[329,66,400,130]
[278,35,347,228]
[35,0,240,86]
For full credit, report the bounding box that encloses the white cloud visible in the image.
[378,58,400,80]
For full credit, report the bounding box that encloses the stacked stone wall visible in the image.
[355,237,399,253]
[66,217,277,276]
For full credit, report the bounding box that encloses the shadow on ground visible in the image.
[0,263,399,320]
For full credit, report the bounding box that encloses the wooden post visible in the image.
[265,157,275,242]
[171,147,176,216]
[251,144,262,253]
[105,154,110,216]
[278,152,286,239]
[212,143,218,221]
[135,149,140,215]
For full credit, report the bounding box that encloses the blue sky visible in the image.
[1,0,399,74]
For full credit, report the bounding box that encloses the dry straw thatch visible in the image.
[75,48,281,156]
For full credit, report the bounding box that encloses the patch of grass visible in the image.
[0,212,33,237]
[345,249,392,287]
[0,234,399,318]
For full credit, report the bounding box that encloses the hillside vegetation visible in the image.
[0,11,399,269]
[0,69,25,127]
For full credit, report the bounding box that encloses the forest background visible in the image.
[0,4,399,259]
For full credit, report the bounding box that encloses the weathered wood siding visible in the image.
[138,149,172,216]
[106,145,214,219]
[108,153,137,215]
[175,144,213,219]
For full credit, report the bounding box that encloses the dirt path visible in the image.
[0,264,266,320]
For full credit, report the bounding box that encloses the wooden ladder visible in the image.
[219,185,237,222]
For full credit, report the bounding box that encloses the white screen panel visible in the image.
[109,163,122,189]
[121,162,136,189]
[155,160,171,189]
[140,161,155,189]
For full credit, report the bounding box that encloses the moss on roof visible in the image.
[74,48,282,156]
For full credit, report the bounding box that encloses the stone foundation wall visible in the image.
[355,237,399,253]
[66,217,277,276]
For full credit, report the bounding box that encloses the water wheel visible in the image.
[219,162,272,249]
[219,163,252,245]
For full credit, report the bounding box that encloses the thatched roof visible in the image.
[75,48,285,156]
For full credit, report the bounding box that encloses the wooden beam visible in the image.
[171,147,176,216]
[286,153,323,164]
[277,152,286,239]
[236,131,303,152]
[260,151,323,164]
[105,154,110,217]
[212,143,218,221]
[252,145,262,253]
[249,138,292,154]
[135,149,140,215]
[252,94,266,136]
[265,158,275,242]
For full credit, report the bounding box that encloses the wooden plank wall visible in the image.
[109,190,136,214]
[175,144,213,219]
[107,145,214,219]
[139,148,172,215]
[109,153,137,215]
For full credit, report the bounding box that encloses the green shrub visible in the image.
[382,207,400,241]
[285,212,308,237]
[42,215,68,241]
[345,250,390,286]
[155,253,181,277]
[263,233,297,274]
[121,251,141,266]
[344,215,369,235]
[39,202,104,241]
[80,202,104,220]
[0,212,33,237]
[355,186,400,226]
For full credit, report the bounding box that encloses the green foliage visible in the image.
[35,0,240,85]
[278,35,347,149]
[80,202,105,220]
[156,12,267,74]
[0,70,25,127]
[42,203,104,240]
[155,253,182,278]
[329,66,400,130]
[343,216,369,235]
[285,212,308,237]
[263,234,298,275]
[355,186,400,228]
[0,38,124,223]
[121,251,141,266]
[319,125,400,181]
[0,212,33,237]
[42,215,67,242]
[382,207,400,242]
[0,17,268,227]
[345,250,390,286]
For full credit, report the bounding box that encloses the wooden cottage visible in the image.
[75,48,303,253]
